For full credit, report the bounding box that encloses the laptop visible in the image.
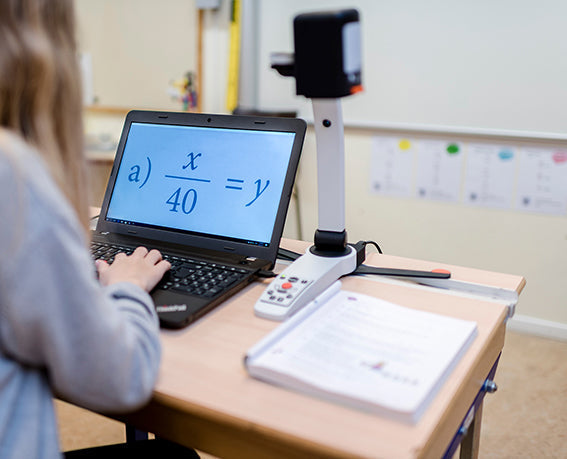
[91,110,306,328]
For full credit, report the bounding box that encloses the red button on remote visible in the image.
[281,282,293,289]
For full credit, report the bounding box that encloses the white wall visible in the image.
[76,0,197,110]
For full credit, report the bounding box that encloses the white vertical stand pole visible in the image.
[312,99,346,234]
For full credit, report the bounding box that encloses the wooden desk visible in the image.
[115,239,525,459]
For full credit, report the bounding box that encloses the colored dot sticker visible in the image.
[552,151,567,164]
[498,149,514,161]
[446,143,460,154]
[398,139,412,150]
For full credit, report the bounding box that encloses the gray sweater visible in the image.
[0,131,161,458]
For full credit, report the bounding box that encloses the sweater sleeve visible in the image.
[0,139,161,413]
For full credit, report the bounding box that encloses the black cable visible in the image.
[363,240,382,254]
[277,247,301,261]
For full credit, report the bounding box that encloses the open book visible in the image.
[245,282,477,423]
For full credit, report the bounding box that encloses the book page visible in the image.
[248,290,477,418]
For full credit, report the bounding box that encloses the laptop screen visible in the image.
[105,121,297,246]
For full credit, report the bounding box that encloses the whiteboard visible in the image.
[256,0,567,135]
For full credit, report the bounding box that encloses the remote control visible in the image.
[254,246,357,320]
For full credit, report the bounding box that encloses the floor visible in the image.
[479,331,567,458]
[56,330,567,458]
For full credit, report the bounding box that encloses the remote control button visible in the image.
[281,282,293,289]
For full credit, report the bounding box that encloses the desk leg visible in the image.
[459,402,483,459]
[443,355,500,459]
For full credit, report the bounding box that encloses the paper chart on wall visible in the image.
[463,143,517,209]
[369,135,567,216]
[415,140,464,202]
[370,137,414,198]
[515,147,567,215]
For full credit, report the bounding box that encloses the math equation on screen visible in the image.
[126,151,271,215]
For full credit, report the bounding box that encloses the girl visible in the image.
[0,1,182,457]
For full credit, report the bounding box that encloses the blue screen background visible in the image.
[106,122,296,244]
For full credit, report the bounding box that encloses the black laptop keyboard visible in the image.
[90,242,250,298]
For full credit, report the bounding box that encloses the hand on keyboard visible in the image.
[96,246,171,292]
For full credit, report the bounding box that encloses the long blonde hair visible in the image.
[0,0,90,233]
